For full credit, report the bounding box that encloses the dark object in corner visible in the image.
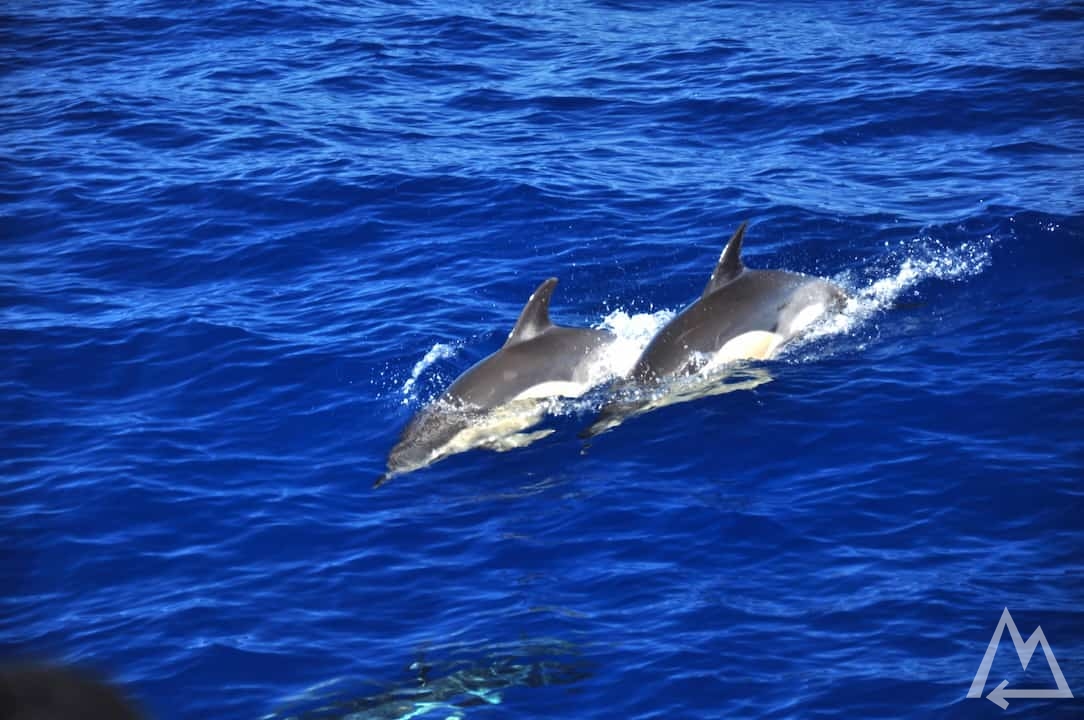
[0,663,144,720]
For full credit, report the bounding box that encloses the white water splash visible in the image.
[590,308,675,382]
[802,234,994,344]
[508,307,675,418]
[400,342,460,405]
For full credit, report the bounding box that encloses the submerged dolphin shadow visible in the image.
[581,363,777,441]
[264,641,593,720]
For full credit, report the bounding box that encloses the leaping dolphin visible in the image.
[379,278,615,486]
[584,222,847,436]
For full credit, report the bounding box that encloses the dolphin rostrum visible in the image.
[379,278,615,486]
[584,222,848,436]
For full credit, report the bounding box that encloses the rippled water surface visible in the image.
[3,2,1082,718]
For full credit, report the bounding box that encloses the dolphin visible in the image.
[264,648,593,720]
[584,222,848,436]
[379,278,615,486]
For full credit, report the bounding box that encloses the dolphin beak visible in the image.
[581,396,642,439]
[579,415,615,439]
[373,473,390,489]
[578,423,601,440]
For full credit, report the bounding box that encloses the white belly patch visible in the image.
[714,331,785,364]
[512,381,590,401]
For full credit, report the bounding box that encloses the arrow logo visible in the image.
[968,608,1074,709]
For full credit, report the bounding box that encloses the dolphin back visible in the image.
[632,269,844,383]
[447,325,613,408]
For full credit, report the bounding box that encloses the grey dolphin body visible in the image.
[379,278,614,485]
[584,222,847,436]
[264,646,592,720]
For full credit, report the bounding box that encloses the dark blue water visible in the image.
[3,2,1082,718]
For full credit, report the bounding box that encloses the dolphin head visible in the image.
[580,378,651,439]
[377,402,476,487]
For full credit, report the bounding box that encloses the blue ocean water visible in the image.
[2,1,1082,718]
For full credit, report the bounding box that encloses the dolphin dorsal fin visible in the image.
[702,221,749,298]
[505,277,558,346]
